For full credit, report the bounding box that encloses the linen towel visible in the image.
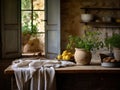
[30,67,56,90]
[14,68,36,90]
[12,59,75,90]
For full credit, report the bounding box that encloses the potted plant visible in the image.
[66,30,103,65]
[105,34,120,61]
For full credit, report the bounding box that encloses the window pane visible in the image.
[33,0,45,10]
[21,0,32,10]
[33,11,45,32]
[21,11,32,34]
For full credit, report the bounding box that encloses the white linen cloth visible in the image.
[12,59,75,90]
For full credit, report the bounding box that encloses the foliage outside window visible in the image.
[21,0,45,36]
[21,0,45,54]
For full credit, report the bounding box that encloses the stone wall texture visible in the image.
[61,0,120,51]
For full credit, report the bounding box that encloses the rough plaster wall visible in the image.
[61,0,120,51]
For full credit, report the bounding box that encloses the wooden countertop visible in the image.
[55,64,120,74]
[4,60,120,75]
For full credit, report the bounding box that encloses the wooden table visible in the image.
[4,60,120,90]
[4,61,120,74]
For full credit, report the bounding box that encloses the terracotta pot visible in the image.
[74,48,92,65]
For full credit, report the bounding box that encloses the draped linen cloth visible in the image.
[12,59,75,90]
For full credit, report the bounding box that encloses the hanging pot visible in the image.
[74,48,92,65]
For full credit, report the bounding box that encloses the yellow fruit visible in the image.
[57,55,62,60]
[60,50,74,60]
[62,55,66,60]
[63,50,68,53]
[64,55,71,60]
[62,50,68,55]
[67,52,72,56]
[62,53,66,57]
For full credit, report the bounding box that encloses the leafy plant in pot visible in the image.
[105,34,120,62]
[66,30,103,65]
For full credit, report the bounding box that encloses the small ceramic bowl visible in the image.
[81,14,93,22]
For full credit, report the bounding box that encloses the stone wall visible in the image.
[61,0,120,51]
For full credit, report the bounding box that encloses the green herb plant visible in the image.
[66,31,104,52]
[105,34,120,48]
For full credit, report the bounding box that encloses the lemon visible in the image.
[62,55,66,60]
[67,52,72,56]
[62,53,66,57]
[57,55,62,60]
[62,50,68,55]
[63,50,68,53]
[64,55,71,60]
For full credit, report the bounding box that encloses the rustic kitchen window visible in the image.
[21,0,45,55]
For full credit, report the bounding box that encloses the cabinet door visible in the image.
[1,0,21,59]
[45,0,61,59]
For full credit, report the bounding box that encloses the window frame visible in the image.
[21,0,45,34]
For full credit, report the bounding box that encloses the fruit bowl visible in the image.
[100,53,120,68]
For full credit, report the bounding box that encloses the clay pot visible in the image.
[74,48,92,65]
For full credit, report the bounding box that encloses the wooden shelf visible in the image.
[80,22,120,28]
[80,7,120,28]
[81,7,120,10]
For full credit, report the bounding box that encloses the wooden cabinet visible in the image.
[80,7,120,28]
[56,73,120,90]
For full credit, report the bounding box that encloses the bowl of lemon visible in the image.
[56,50,75,62]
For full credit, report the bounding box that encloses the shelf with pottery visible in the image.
[80,7,120,28]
